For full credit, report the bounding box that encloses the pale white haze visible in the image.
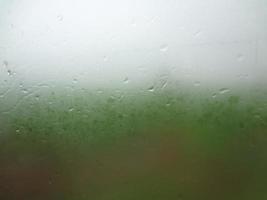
[0,0,267,91]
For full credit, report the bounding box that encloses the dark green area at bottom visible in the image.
[0,89,267,200]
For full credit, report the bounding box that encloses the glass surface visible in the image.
[0,0,267,199]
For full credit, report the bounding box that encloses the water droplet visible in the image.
[97,89,103,94]
[219,88,230,94]
[68,108,74,112]
[147,86,155,92]
[161,81,168,89]
[237,54,244,62]
[254,114,261,119]
[149,17,155,24]
[35,94,40,100]
[138,66,146,72]
[123,77,129,84]
[3,60,8,67]
[103,56,108,62]
[57,15,63,21]
[160,44,168,52]
[73,78,78,84]
[179,26,185,31]
[130,19,136,27]
[212,93,217,98]
[194,30,202,38]
[2,61,13,76]
[7,69,12,76]
[194,81,200,87]
[21,88,28,94]
[16,129,20,134]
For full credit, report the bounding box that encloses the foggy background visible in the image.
[0,0,267,90]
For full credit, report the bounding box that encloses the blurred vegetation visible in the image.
[1,88,267,200]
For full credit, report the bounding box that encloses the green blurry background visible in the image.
[1,87,267,200]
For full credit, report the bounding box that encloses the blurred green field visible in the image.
[1,88,267,200]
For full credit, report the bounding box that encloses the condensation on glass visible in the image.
[0,0,267,199]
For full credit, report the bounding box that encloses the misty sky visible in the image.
[0,0,267,90]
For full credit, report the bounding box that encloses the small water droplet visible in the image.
[21,88,28,94]
[7,69,12,76]
[68,108,74,112]
[3,60,8,67]
[161,81,167,89]
[35,94,40,100]
[138,66,146,72]
[194,81,200,87]
[160,44,168,52]
[16,129,20,134]
[130,19,136,27]
[103,56,108,62]
[237,54,244,62]
[2,61,13,76]
[148,86,155,92]
[150,17,156,24]
[73,78,78,84]
[97,89,103,94]
[194,30,202,38]
[254,114,261,119]
[212,93,217,98]
[57,15,63,21]
[123,77,129,84]
[48,179,53,185]
[179,26,185,31]
[219,88,230,94]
